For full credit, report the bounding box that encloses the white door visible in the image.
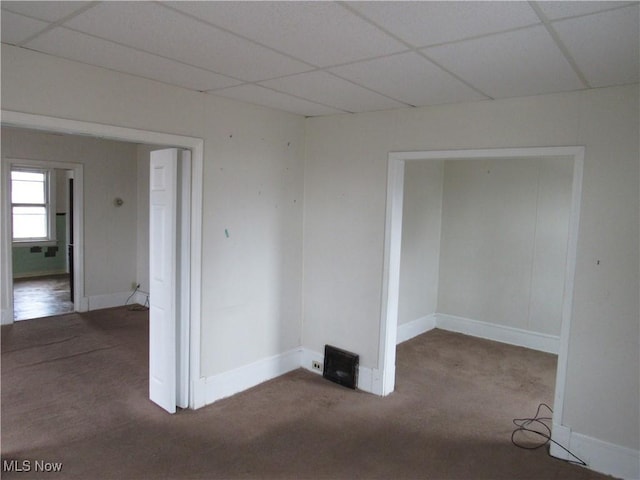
[149,149,179,413]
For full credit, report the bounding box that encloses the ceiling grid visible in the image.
[1,1,637,116]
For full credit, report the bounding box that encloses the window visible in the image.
[11,169,54,243]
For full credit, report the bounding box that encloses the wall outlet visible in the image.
[312,360,322,371]
[131,281,139,290]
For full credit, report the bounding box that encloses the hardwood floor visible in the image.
[12,274,73,321]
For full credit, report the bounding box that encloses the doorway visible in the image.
[0,110,204,411]
[5,160,83,321]
[379,146,584,459]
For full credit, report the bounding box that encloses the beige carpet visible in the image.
[1,307,613,479]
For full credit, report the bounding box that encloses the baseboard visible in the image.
[551,423,639,480]
[300,348,377,395]
[12,270,68,279]
[86,292,133,311]
[132,290,149,307]
[203,348,302,405]
[434,313,560,354]
[1,308,12,325]
[396,314,437,344]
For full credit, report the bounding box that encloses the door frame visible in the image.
[2,159,84,316]
[0,110,204,410]
[379,146,584,457]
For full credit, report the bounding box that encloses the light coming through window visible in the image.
[11,169,50,241]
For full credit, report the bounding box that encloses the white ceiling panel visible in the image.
[535,1,635,20]
[25,27,242,92]
[1,1,93,23]
[164,1,407,67]
[552,5,639,87]
[1,1,637,117]
[424,26,585,99]
[261,71,407,113]
[65,1,311,81]
[330,52,487,107]
[347,1,540,48]
[212,84,344,117]
[0,10,48,45]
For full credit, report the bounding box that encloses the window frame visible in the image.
[11,167,57,246]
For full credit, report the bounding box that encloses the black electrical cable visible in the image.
[124,285,149,311]
[511,403,587,467]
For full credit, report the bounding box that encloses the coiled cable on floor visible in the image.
[511,403,587,466]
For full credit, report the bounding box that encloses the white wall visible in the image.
[398,160,443,325]
[438,156,573,336]
[1,44,305,381]
[304,85,639,454]
[1,42,637,470]
[2,127,139,299]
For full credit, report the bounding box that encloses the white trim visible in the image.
[86,292,135,311]
[551,423,640,480]
[550,422,573,462]
[12,270,68,279]
[176,150,191,410]
[132,290,149,307]
[300,348,378,395]
[552,151,584,427]
[380,147,584,415]
[434,313,560,354]
[377,157,405,395]
[301,347,325,374]
[396,314,437,344]
[204,348,302,404]
[1,309,12,324]
[1,157,84,323]
[1,109,204,412]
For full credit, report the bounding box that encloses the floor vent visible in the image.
[323,345,359,389]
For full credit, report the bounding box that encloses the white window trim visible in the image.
[11,167,57,245]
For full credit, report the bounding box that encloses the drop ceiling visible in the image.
[2,1,638,117]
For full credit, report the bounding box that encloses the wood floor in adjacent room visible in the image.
[12,274,73,321]
[1,308,611,480]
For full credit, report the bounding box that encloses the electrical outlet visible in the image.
[312,360,322,371]
[131,281,139,290]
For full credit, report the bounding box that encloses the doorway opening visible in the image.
[5,160,83,321]
[379,147,584,461]
[1,110,204,412]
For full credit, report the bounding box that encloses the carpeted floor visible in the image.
[1,308,614,479]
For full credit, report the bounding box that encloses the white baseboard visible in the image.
[551,423,639,480]
[434,313,560,354]
[132,290,149,307]
[396,314,437,344]
[300,348,377,395]
[86,291,134,311]
[203,348,302,404]
[1,308,12,325]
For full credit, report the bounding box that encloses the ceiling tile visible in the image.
[164,1,407,67]
[424,26,585,99]
[64,2,310,81]
[1,1,93,22]
[552,5,639,87]
[261,71,407,113]
[330,52,486,107]
[212,84,344,117]
[1,10,48,45]
[25,27,242,92]
[536,1,635,20]
[347,1,540,48]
